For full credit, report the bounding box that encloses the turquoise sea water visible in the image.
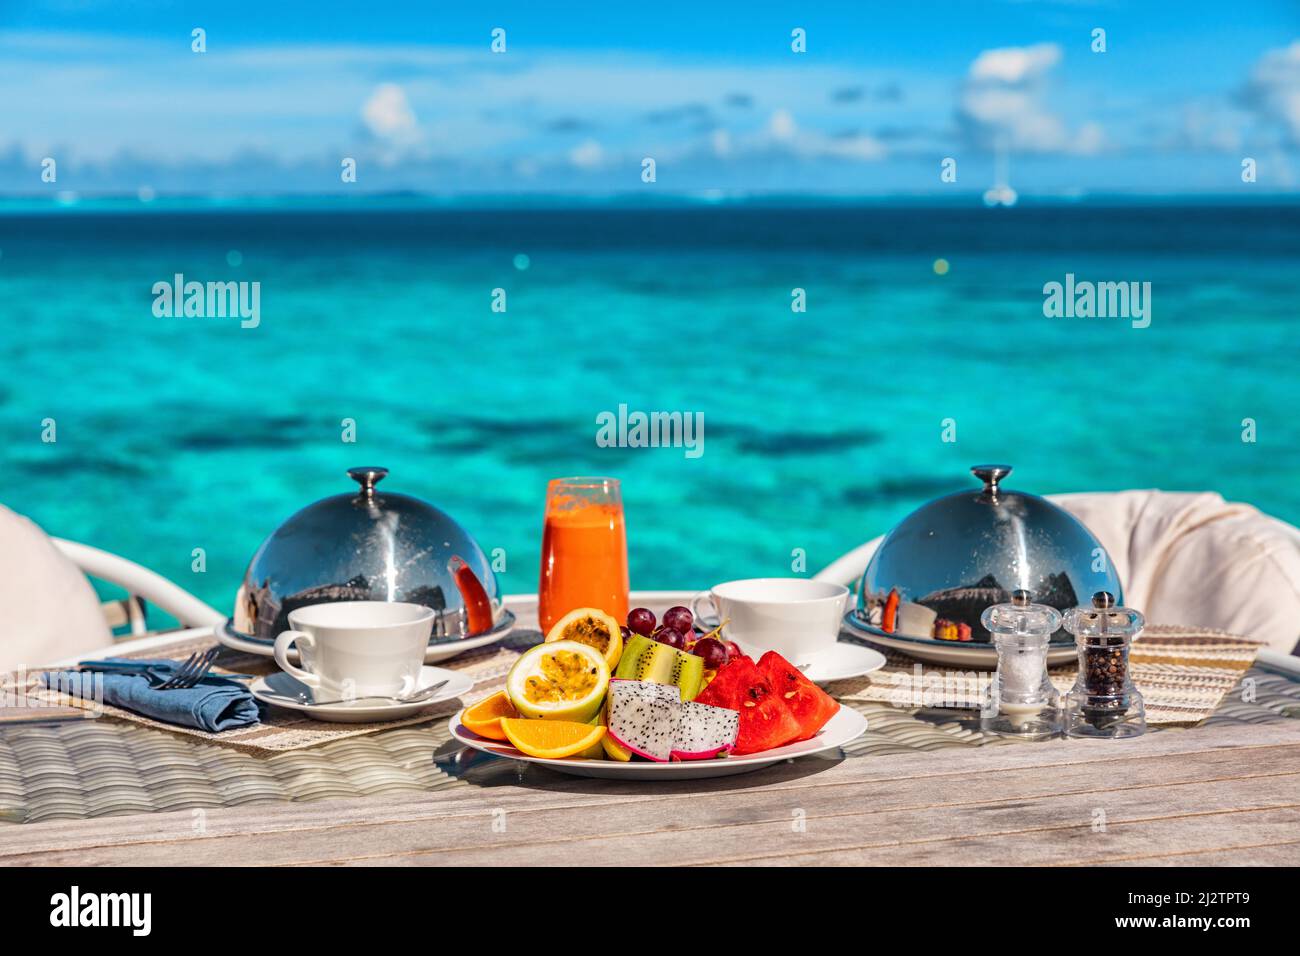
[1,198,1297,624]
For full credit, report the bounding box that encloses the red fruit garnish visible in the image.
[448,555,493,635]
[695,656,801,755]
[756,651,840,742]
[882,589,900,633]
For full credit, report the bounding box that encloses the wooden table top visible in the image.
[3,594,1299,866]
[2,719,1298,866]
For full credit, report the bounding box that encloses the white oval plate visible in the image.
[449,704,868,780]
[252,665,474,723]
[732,640,887,683]
[218,610,515,665]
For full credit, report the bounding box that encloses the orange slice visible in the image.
[461,691,518,741]
[500,718,607,759]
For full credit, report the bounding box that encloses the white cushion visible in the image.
[1055,491,1300,654]
[0,505,113,670]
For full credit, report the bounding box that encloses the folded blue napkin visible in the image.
[42,659,260,733]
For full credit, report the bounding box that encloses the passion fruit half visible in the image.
[505,640,610,722]
[544,607,624,670]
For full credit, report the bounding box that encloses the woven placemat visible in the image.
[12,629,544,754]
[828,625,1263,726]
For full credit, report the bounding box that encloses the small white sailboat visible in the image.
[983,135,1018,207]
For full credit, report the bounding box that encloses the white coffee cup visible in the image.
[273,601,433,697]
[694,578,850,664]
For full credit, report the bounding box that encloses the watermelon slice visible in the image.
[757,651,840,742]
[694,655,802,755]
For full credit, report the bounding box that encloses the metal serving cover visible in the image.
[856,465,1122,645]
[230,467,500,644]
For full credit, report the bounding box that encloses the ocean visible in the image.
[2,197,1298,624]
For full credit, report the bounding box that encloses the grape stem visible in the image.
[696,619,730,641]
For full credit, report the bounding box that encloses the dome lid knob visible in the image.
[347,467,389,499]
[971,464,1013,497]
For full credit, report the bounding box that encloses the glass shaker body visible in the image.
[1063,592,1146,739]
[980,590,1063,740]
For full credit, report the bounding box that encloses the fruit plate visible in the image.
[448,704,868,781]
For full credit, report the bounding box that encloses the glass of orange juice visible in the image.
[538,477,629,634]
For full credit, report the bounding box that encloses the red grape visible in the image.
[692,637,729,669]
[619,625,632,641]
[723,640,743,660]
[661,606,693,634]
[653,627,687,650]
[627,608,656,636]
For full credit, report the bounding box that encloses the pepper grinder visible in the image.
[1062,591,1146,739]
[981,589,1063,740]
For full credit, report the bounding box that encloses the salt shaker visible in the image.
[1062,591,1146,739]
[980,589,1063,740]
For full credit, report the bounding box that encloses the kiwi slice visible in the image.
[614,634,705,701]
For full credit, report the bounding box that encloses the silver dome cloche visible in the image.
[853,465,1121,647]
[228,467,503,645]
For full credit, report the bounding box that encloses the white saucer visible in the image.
[251,665,474,723]
[732,640,887,684]
[218,610,514,665]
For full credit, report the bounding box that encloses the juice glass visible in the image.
[538,477,629,634]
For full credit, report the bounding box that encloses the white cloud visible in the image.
[1074,121,1106,155]
[745,109,885,162]
[768,108,797,140]
[569,139,604,168]
[1173,103,1242,153]
[819,133,887,161]
[969,43,1061,84]
[1240,40,1300,143]
[958,42,1102,154]
[361,83,417,140]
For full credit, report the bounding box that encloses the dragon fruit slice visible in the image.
[670,700,740,760]
[606,679,682,762]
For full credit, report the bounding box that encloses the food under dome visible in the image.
[228,467,501,645]
[855,465,1122,645]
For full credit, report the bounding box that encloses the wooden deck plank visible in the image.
[1091,839,1300,866]
[318,793,1300,869]
[705,808,1300,867]
[4,721,1296,857]
[329,799,1300,869]
[4,733,1297,866]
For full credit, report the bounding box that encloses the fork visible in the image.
[155,647,221,690]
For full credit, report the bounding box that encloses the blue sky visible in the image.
[3,0,1299,195]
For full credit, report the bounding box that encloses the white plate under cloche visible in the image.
[218,610,515,665]
[252,666,473,722]
[847,629,1076,668]
[450,704,868,780]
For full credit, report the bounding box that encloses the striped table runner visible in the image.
[828,625,1264,726]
